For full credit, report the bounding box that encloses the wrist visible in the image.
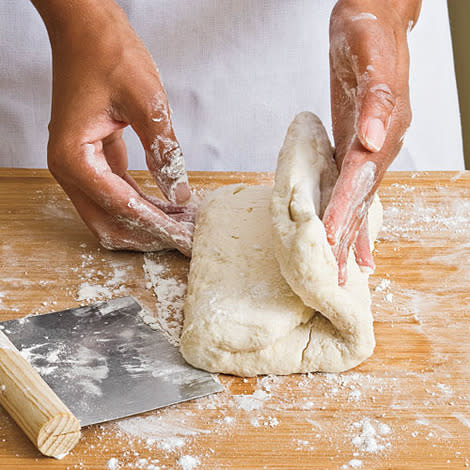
[31,0,127,50]
[332,0,422,32]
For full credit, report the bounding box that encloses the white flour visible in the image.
[76,259,130,302]
[107,457,120,470]
[232,389,270,412]
[20,343,109,397]
[177,455,200,470]
[350,418,391,453]
[341,459,363,469]
[142,253,188,346]
[2,176,467,469]
[116,413,209,452]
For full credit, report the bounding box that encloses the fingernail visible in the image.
[364,118,386,152]
[174,182,191,205]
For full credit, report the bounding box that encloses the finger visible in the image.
[330,200,366,286]
[122,172,197,224]
[118,83,191,205]
[102,131,197,224]
[357,82,395,152]
[322,141,377,285]
[323,141,377,246]
[353,219,375,273]
[102,130,129,176]
[351,24,406,153]
[65,182,193,253]
[336,238,350,286]
[122,172,183,212]
[53,140,193,256]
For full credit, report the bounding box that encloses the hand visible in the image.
[323,0,421,284]
[32,0,194,255]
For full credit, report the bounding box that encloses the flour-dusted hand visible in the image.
[324,0,422,284]
[31,0,194,255]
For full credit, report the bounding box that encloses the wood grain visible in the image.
[0,331,80,458]
[0,168,469,469]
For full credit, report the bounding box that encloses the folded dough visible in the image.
[180,112,382,376]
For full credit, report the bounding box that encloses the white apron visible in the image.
[0,1,463,171]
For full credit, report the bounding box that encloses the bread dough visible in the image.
[180,112,383,376]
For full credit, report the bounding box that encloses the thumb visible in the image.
[123,88,191,205]
[357,81,395,153]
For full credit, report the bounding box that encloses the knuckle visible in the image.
[368,84,396,112]
[47,139,69,178]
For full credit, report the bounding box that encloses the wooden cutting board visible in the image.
[0,168,469,470]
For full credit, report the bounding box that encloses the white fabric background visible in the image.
[0,0,463,171]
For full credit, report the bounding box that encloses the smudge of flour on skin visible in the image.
[126,197,189,249]
[369,83,392,96]
[149,94,181,178]
[83,143,109,175]
[150,135,188,203]
[126,197,193,249]
[335,161,376,243]
[355,162,376,203]
[351,12,378,22]
[151,99,170,124]
[330,31,357,101]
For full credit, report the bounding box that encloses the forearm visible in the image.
[30,0,126,47]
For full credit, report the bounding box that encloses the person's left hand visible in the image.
[323,0,421,285]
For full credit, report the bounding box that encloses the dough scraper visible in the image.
[0,296,223,458]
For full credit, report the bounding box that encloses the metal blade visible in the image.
[0,297,223,426]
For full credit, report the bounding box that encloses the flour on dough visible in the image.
[180,112,383,376]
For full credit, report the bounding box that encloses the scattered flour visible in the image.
[142,253,188,345]
[351,418,391,453]
[177,455,200,470]
[232,389,270,412]
[20,343,109,396]
[5,178,468,469]
[116,413,209,453]
[107,457,120,470]
[375,279,391,292]
[265,416,279,427]
[454,413,470,430]
[77,282,115,302]
[341,458,363,469]
[75,256,131,302]
[381,193,470,242]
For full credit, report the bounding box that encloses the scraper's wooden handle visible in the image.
[0,330,81,458]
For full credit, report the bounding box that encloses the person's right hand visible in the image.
[32,0,194,256]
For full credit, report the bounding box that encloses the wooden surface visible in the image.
[0,330,80,458]
[0,168,469,470]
